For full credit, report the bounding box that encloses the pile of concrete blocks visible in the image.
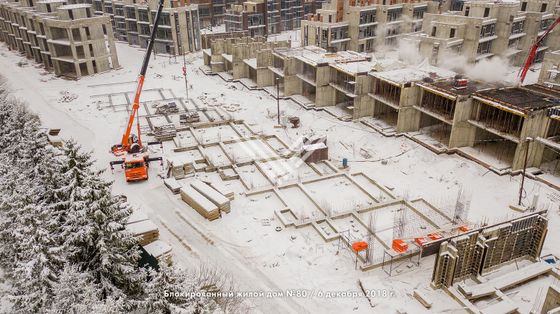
[179,179,233,220]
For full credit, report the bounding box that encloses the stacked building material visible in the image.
[301,142,328,163]
[204,180,235,200]
[180,185,221,220]
[164,177,182,194]
[190,180,231,213]
[126,219,159,245]
[167,156,194,179]
[143,239,173,264]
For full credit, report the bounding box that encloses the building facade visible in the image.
[189,0,238,28]
[539,50,560,89]
[0,0,119,79]
[431,213,548,288]
[91,0,201,55]
[224,0,325,36]
[301,0,439,52]
[413,0,560,66]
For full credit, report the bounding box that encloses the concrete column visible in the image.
[396,86,422,133]
[105,22,119,68]
[512,112,549,170]
[449,97,476,148]
[352,74,373,118]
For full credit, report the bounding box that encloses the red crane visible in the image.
[109,0,164,181]
[519,17,560,85]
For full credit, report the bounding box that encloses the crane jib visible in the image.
[118,0,165,151]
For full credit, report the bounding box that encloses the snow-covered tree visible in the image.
[58,141,145,308]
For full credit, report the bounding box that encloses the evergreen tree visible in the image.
[58,141,145,308]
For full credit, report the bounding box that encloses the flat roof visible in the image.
[421,79,495,97]
[474,85,560,113]
[273,46,370,67]
[58,4,91,9]
[372,65,456,84]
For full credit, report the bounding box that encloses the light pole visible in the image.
[518,137,532,206]
[182,47,189,100]
[276,77,280,125]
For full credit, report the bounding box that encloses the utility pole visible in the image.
[518,137,532,206]
[276,77,280,125]
[182,47,189,100]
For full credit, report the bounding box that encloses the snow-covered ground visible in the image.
[1,41,559,314]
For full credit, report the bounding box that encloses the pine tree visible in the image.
[58,141,145,308]
[0,105,67,312]
[143,264,216,314]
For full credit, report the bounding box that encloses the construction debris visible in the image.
[58,90,78,103]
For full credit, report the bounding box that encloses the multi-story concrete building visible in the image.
[91,0,201,55]
[301,0,439,52]
[224,0,325,36]
[0,0,119,79]
[189,0,238,28]
[431,213,548,288]
[539,50,560,89]
[203,41,560,181]
[202,33,290,82]
[413,0,560,66]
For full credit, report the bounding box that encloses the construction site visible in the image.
[1,0,560,311]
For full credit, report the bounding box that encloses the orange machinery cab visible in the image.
[124,153,149,182]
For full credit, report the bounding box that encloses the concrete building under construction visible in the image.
[300,0,439,52]
[431,212,548,288]
[90,0,201,55]
[224,0,325,36]
[202,33,290,81]
[0,0,119,79]
[202,42,560,177]
[539,50,560,89]
[411,0,560,66]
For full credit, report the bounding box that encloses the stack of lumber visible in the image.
[143,239,173,264]
[126,219,159,245]
[180,185,221,220]
[127,210,149,224]
[164,177,182,194]
[190,180,231,213]
[203,180,234,200]
[167,155,194,179]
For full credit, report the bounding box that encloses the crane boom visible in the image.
[519,17,560,84]
[113,0,165,154]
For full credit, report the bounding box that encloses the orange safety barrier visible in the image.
[392,239,408,253]
[428,233,443,240]
[415,237,427,246]
[352,241,368,252]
